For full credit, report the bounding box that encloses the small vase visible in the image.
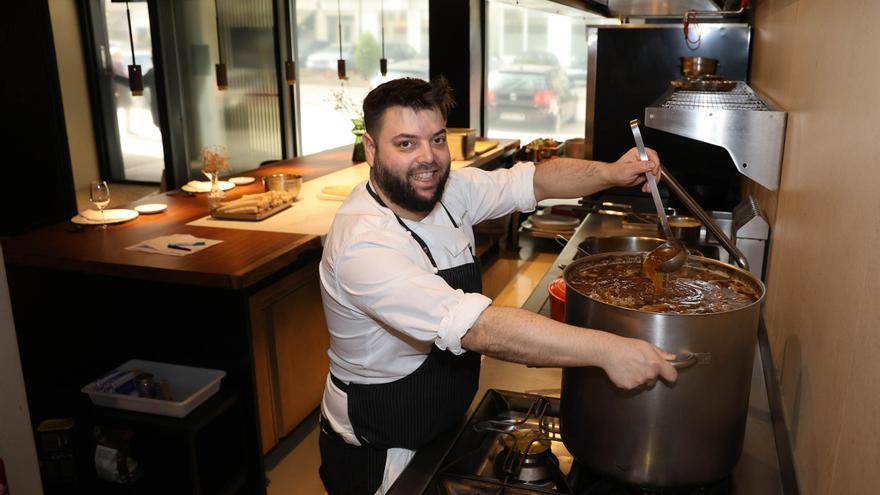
[351,118,366,163]
[205,170,225,207]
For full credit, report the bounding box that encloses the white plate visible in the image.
[71,209,139,225]
[181,181,236,193]
[134,203,168,214]
[228,176,256,185]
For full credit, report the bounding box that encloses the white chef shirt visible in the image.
[318,161,537,491]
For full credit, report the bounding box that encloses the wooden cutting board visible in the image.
[211,202,292,221]
[475,140,499,155]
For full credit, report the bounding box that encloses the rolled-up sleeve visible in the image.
[335,234,491,355]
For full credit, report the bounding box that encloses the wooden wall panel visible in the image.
[750,0,880,493]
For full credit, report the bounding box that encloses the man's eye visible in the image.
[433,135,447,145]
[398,140,413,149]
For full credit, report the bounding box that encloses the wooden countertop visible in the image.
[2,139,518,290]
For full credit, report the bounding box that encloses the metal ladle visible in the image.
[629,119,687,273]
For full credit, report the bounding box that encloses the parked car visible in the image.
[369,58,429,89]
[512,51,561,68]
[382,42,418,63]
[487,64,577,131]
[305,44,355,72]
[567,53,588,83]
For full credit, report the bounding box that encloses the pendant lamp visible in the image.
[214,0,228,90]
[286,60,296,86]
[336,0,347,79]
[124,1,143,96]
[379,0,387,76]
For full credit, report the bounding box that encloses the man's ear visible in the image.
[364,132,376,167]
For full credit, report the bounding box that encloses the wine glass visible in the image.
[89,181,111,229]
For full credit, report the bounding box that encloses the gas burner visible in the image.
[494,426,554,483]
[472,396,564,486]
[400,388,778,495]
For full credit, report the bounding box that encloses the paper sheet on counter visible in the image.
[125,234,223,256]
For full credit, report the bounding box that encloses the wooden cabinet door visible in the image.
[250,262,330,452]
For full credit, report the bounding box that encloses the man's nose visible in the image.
[415,140,437,164]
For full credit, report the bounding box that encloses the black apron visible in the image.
[319,183,483,495]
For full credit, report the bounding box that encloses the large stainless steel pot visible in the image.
[560,252,765,488]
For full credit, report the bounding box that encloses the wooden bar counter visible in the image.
[2,139,518,494]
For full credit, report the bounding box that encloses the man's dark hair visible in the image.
[362,76,456,137]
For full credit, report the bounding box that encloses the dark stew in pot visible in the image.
[567,260,759,314]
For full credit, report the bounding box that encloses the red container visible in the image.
[548,277,566,322]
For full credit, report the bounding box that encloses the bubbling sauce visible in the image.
[567,259,760,314]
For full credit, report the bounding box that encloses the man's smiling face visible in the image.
[365,105,451,216]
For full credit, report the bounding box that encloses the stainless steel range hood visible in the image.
[585,0,728,17]
[645,82,787,190]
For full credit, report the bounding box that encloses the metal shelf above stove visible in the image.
[645,82,787,190]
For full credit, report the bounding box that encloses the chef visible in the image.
[317,77,678,494]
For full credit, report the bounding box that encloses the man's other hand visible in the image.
[601,335,678,390]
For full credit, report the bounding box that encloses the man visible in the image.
[318,77,677,494]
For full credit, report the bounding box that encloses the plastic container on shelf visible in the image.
[81,360,225,418]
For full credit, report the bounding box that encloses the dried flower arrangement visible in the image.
[201,145,231,174]
[328,82,364,119]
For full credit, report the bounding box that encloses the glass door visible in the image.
[86,0,165,183]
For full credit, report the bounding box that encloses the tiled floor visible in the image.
[265,236,560,495]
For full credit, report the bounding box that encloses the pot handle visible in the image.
[669,352,711,370]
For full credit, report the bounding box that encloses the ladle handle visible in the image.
[658,166,750,270]
[629,120,674,240]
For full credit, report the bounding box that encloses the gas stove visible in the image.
[401,389,733,495]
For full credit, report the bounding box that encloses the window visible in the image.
[89,0,164,182]
[168,0,282,177]
[485,0,617,144]
[294,0,429,156]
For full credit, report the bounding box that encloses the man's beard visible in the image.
[372,150,450,213]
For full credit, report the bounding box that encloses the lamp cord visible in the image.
[380,0,385,58]
[214,0,223,62]
[125,1,136,64]
[337,0,343,59]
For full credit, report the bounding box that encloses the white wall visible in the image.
[750,0,880,493]
[0,246,43,494]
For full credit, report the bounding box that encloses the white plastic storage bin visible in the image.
[81,359,226,418]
